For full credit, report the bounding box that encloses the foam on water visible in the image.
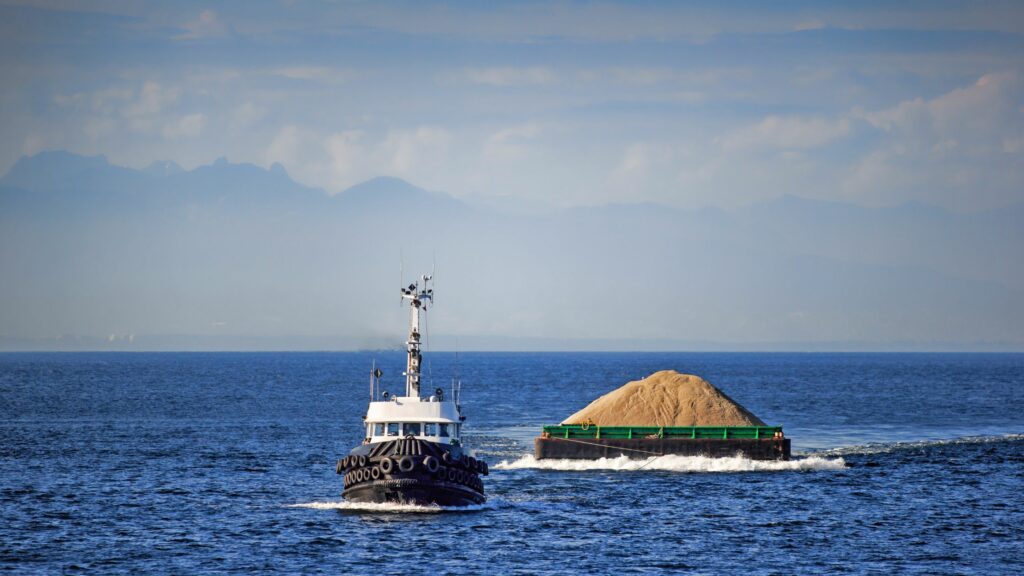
[288,500,496,514]
[494,453,846,472]
[813,433,1024,457]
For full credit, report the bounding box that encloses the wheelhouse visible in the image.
[363,394,463,446]
[365,421,462,442]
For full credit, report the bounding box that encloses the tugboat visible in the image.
[336,274,487,506]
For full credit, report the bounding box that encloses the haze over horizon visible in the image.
[1,1,1023,351]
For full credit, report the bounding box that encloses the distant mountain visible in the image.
[1,150,1021,351]
[2,150,148,192]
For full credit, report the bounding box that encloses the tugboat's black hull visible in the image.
[344,477,485,506]
[339,437,487,507]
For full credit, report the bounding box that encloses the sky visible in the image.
[2,0,1024,212]
[1,1,1023,351]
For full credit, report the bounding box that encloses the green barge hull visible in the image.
[535,425,791,461]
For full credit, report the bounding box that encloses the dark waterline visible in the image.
[2,352,1022,574]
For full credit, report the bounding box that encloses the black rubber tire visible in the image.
[480,461,488,476]
[398,456,415,473]
[358,455,368,467]
[371,466,381,480]
[336,459,344,475]
[447,468,457,482]
[441,451,453,464]
[423,455,439,473]
[466,456,477,471]
[379,457,394,474]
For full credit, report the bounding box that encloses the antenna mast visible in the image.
[400,274,433,397]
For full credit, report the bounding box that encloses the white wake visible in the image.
[494,453,846,473]
[814,433,1024,457]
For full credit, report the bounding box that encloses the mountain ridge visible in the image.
[1,150,1021,351]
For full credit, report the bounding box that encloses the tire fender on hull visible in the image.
[423,455,440,473]
[398,456,415,473]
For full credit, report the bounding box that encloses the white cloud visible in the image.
[129,82,179,117]
[83,117,116,141]
[265,125,315,171]
[162,113,206,139]
[459,67,556,86]
[793,19,827,31]
[608,67,677,85]
[325,130,366,189]
[177,10,227,40]
[258,125,453,193]
[608,142,678,200]
[483,122,541,161]
[271,66,352,84]
[721,115,851,150]
[229,101,267,129]
[842,72,1024,208]
[615,142,671,176]
[381,126,451,173]
[21,133,47,156]
[859,72,1021,155]
[123,82,181,133]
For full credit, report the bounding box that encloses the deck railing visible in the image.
[541,424,783,440]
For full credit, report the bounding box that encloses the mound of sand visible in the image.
[561,370,766,427]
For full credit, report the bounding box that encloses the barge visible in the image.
[535,424,790,460]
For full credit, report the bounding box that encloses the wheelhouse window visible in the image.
[374,423,385,436]
[403,423,421,436]
[424,423,438,436]
[438,423,450,437]
[386,423,400,436]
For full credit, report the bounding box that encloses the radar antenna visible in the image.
[400,274,433,397]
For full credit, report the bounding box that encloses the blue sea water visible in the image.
[1,352,1022,574]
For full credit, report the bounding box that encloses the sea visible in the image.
[1,352,1022,574]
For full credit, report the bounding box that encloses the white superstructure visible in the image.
[363,275,464,446]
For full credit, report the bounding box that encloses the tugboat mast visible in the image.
[400,275,432,398]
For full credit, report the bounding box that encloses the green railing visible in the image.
[541,424,783,440]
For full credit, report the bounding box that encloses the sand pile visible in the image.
[561,370,766,427]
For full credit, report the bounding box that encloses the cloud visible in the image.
[858,72,1022,155]
[229,101,267,130]
[614,142,674,177]
[842,72,1024,208]
[458,67,556,86]
[483,122,541,161]
[381,126,451,173]
[265,124,318,173]
[793,18,827,31]
[271,66,352,84]
[608,67,678,85]
[325,130,366,188]
[120,82,182,133]
[721,115,851,150]
[162,113,206,139]
[607,142,679,200]
[259,125,452,193]
[177,10,227,40]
